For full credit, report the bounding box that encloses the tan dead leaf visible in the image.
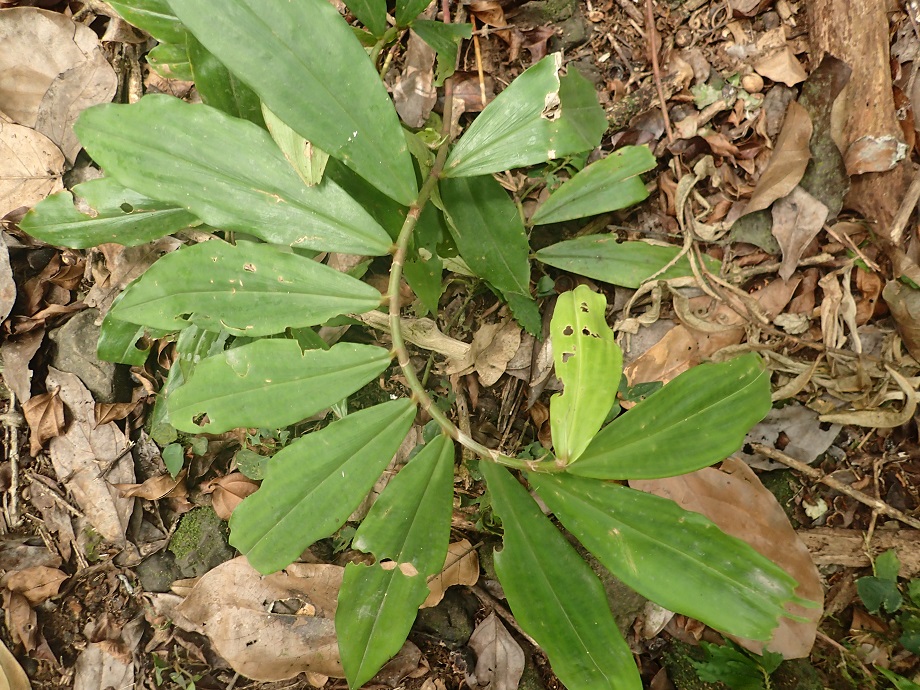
[72,642,133,690]
[1,589,54,661]
[771,186,829,281]
[475,320,522,387]
[94,401,139,427]
[0,233,13,322]
[0,7,117,162]
[0,328,45,402]
[46,367,134,546]
[0,540,61,571]
[21,388,65,455]
[421,539,479,608]
[85,237,182,315]
[750,28,807,87]
[630,457,824,659]
[854,267,882,325]
[467,612,525,690]
[729,0,773,16]
[469,0,510,43]
[883,280,920,361]
[205,472,260,520]
[115,472,186,501]
[2,566,67,605]
[742,101,812,217]
[28,479,77,561]
[174,557,346,680]
[0,637,32,690]
[394,30,437,129]
[0,121,64,218]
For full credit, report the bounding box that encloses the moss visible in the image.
[168,506,234,577]
[759,469,801,527]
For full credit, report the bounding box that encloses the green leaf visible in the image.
[571,354,771,479]
[536,236,722,288]
[693,641,771,690]
[325,157,408,240]
[857,576,902,614]
[186,35,264,127]
[440,175,538,335]
[877,667,920,690]
[530,473,803,641]
[338,435,455,687]
[109,240,382,336]
[75,96,392,256]
[531,146,656,225]
[908,578,920,607]
[412,21,472,86]
[550,286,621,464]
[344,0,387,36]
[230,399,416,573]
[19,178,199,249]
[167,340,391,433]
[262,105,329,187]
[147,42,194,81]
[97,311,166,365]
[168,0,418,205]
[161,443,185,477]
[480,462,642,690]
[875,549,902,582]
[443,54,607,178]
[396,0,433,26]
[107,0,187,43]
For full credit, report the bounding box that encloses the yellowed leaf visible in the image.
[0,637,32,690]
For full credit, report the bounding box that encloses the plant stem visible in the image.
[369,25,400,64]
[386,84,555,474]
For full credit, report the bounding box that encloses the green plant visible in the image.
[857,549,920,656]
[20,1,819,688]
[693,639,784,690]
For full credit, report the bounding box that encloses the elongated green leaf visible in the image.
[531,146,656,225]
[325,158,408,240]
[262,105,329,187]
[412,21,472,86]
[230,399,416,573]
[167,340,391,433]
[146,42,194,81]
[550,286,621,464]
[109,240,381,336]
[571,354,771,479]
[97,312,166,365]
[338,435,455,687]
[444,54,607,178]
[19,178,198,249]
[107,0,187,43]
[186,35,264,127]
[345,0,387,36]
[480,462,642,690]
[75,96,392,256]
[440,175,539,335]
[536,236,721,288]
[169,0,417,205]
[530,473,803,641]
[396,0,433,26]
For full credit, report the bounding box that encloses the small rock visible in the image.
[48,308,130,403]
[136,550,183,593]
[558,14,591,49]
[414,587,479,648]
[510,0,578,26]
[168,507,235,578]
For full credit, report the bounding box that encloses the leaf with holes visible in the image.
[571,354,771,479]
[550,285,621,464]
[338,435,455,687]
[230,399,416,573]
[167,340,391,433]
[75,96,392,256]
[109,240,381,336]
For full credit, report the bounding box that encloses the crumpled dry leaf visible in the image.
[0,7,117,162]
[466,612,524,690]
[0,121,64,218]
[740,403,840,471]
[46,367,135,546]
[72,617,143,690]
[421,539,480,608]
[2,565,68,605]
[1,589,54,661]
[21,388,64,455]
[741,101,812,217]
[85,238,182,315]
[174,558,354,681]
[0,328,44,402]
[204,472,260,520]
[751,28,807,87]
[0,637,31,690]
[447,319,522,386]
[771,186,829,281]
[630,457,824,659]
[0,540,61,571]
[883,280,920,362]
[0,233,13,322]
[393,30,437,129]
[115,472,186,501]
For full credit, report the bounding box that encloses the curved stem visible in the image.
[386,84,557,474]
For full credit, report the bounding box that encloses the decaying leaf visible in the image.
[0,233,13,322]
[0,121,64,218]
[740,404,840,471]
[421,539,480,608]
[883,280,920,361]
[0,637,32,690]
[393,29,437,129]
[21,388,65,455]
[2,566,68,605]
[467,612,525,690]
[205,472,260,520]
[771,186,829,281]
[114,473,186,501]
[630,457,824,659]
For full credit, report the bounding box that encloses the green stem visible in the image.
[369,25,400,63]
[386,84,557,474]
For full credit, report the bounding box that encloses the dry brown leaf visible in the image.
[854,267,882,325]
[630,457,824,659]
[0,7,117,162]
[2,566,67,605]
[205,472,260,520]
[0,637,32,690]
[422,539,480,608]
[393,30,437,129]
[1,589,54,661]
[467,612,525,690]
[115,473,186,501]
[46,367,135,546]
[174,557,346,680]
[21,388,64,455]
[771,186,829,281]
[475,320,522,387]
[0,328,44,402]
[0,540,61,571]
[85,238,182,315]
[741,101,812,217]
[0,233,13,322]
[27,479,77,561]
[72,641,134,690]
[749,29,807,87]
[0,121,64,218]
[883,280,920,361]
[94,401,139,426]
